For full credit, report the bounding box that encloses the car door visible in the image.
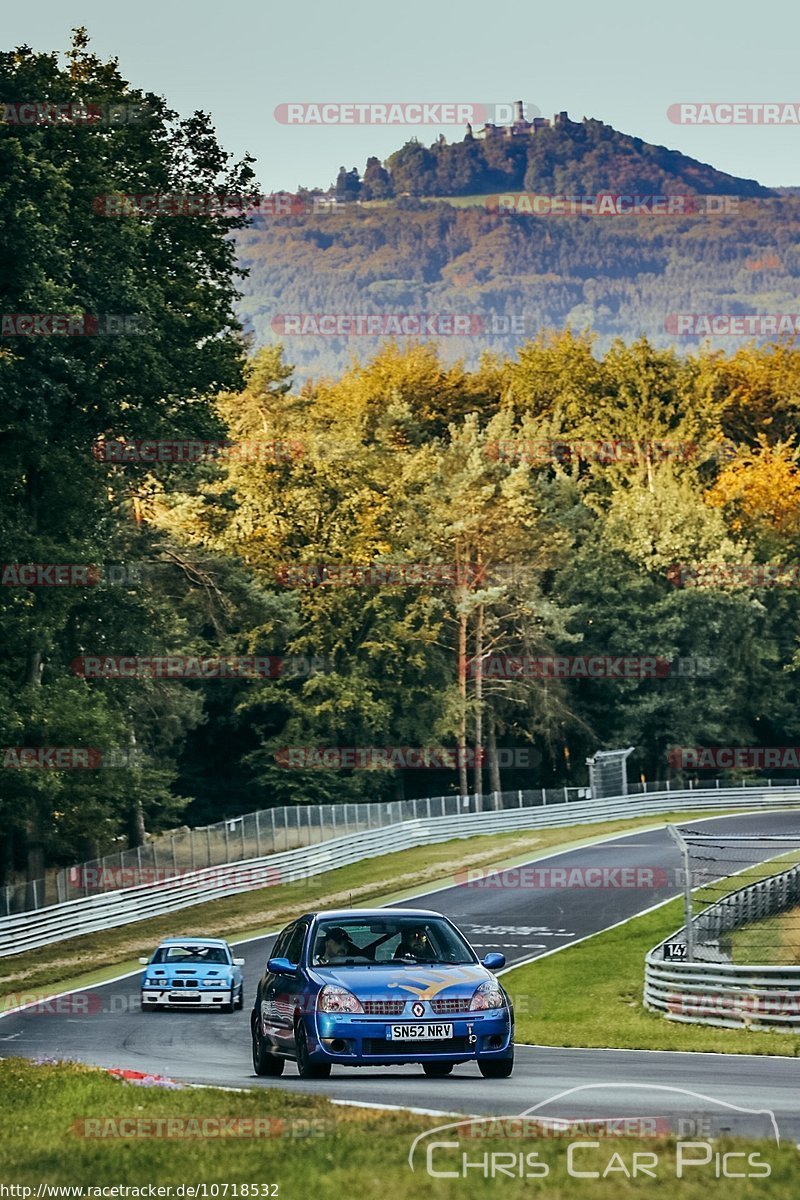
[259,927,292,1039]
[268,922,309,1053]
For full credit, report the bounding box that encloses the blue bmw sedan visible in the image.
[250,908,514,1079]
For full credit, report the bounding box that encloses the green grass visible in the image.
[1,809,742,1001]
[732,905,800,965]
[0,1058,794,1195]
[505,898,800,1055]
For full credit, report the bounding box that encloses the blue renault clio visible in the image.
[250,908,514,1079]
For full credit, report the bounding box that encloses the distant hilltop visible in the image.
[468,103,577,140]
[309,108,775,203]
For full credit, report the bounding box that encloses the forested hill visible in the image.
[354,115,778,200]
[233,115,790,380]
[235,194,800,380]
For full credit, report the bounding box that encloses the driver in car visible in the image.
[316,927,353,963]
[393,926,437,962]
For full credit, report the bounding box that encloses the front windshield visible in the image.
[151,944,230,965]
[311,918,475,966]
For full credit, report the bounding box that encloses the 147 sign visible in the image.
[663,942,687,961]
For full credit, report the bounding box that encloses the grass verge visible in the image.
[1,809,743,1000]
[0,1058,794,1195]
[506,897,800,1055]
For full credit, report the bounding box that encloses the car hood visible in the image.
[309,963,491,999]
[144,964,234,979]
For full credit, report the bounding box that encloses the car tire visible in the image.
[252,1016,285,1076]
[422,1062,454,1076]
[235,984,244,1010]
[141,1000,159,1012]
[295,1021,331,1079]
[478,1052,514,1079]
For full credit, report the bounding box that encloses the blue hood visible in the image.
[144,962,233,980]
[310,962,490,999]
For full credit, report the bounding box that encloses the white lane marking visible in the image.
[331,1098,469,1117]
[497,894,678,975]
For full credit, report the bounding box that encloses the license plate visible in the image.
[170,991,199,1000]
[388,1023,453,1040]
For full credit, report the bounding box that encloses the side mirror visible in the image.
[267,956,297,976]
[233,957,245,967]
[138,957,150,965]
[481,952,506,971]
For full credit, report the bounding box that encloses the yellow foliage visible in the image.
[706,437,800,539]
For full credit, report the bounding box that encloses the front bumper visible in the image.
[310,1008,513,1064]
[142,988,233,1008]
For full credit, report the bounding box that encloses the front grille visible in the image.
[171,980,184,988]
[363,1000,406,1016]
[362,1037,470,1055]
[170,993,200,1002]
[430,998,471,1015]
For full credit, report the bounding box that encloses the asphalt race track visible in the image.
[3,811,800,1138]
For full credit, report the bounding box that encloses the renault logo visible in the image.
[411,1001,425,1018]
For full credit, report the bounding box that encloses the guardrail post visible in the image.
[563,787,569,804]
[668,824,695,962]
[541,788,547,806]
[518,790,523,807]
[255,811,262,857]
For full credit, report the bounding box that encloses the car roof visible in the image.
[303,908,444,922]
[157,937,230,946]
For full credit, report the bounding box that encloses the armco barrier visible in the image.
[645,859,800,1031]
[2,785,800,957]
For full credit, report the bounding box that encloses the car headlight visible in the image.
[469,981,505,1010]
[202,979,227,987]
[318,985,364,1014]
[142,979,161,988]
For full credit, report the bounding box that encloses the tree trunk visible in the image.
[457,605,469,798]
[487,711,502,807]
[128,730,146,847]
[473,602,484,809]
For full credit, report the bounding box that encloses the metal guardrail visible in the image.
[4,775,796,916]
[3,784,799,958]
[2,785,595,916]
[645,859,800,1031]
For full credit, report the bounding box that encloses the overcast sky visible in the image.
[6,0,799,192]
